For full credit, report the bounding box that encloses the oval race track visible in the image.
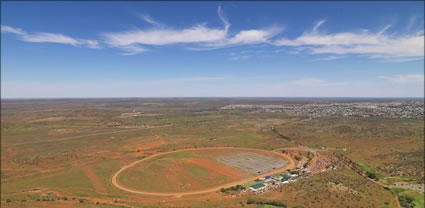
[111,147,296,196]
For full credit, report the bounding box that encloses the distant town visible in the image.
[220,101,424,119]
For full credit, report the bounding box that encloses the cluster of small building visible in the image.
[238,167,312,195]
[220,101,424,119]
[248,173,298,192]
[229,162,339,197]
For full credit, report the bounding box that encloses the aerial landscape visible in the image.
[1,1,424,208]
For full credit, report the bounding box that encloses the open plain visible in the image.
[1,98,424,208]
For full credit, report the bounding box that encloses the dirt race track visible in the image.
[112,147,296,197]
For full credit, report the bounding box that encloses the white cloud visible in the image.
[103,24,227,46]
[21,32,100,48]
[21,32,80,45]
[308,35,423,57]
[102,8,232,54]
[206,27,282,47]
[1,25,26,35]
[288,78,344,86]
[274,19,424,62]
[378,74,424,84]
[275,20,389,47]
[1,25,100,49]
[102,24,228,54]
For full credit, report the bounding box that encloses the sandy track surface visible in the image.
[112,147,296,197]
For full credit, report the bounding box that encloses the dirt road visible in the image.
[111,147,296,197]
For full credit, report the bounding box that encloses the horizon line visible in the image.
[1,96,424,100]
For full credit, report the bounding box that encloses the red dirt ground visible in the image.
[82,165,107,194]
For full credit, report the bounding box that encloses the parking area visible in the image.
[216,152,288,174]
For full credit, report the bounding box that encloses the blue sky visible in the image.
[1,1,424,98]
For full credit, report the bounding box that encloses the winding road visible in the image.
[111,147,296,197]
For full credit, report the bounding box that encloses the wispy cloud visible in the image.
[218,5,230,32]
[312,19,327,33]
[378,74,424,84]
[288,78,344,86]
[314,55,345,61]
[406,16,424,33]
[138,76,228,84]
[1,25,100,49]
[371,55,424,63]
[103,7,282,55]
[101,8,231,54]
[274,19,424,62]
[226,49,268,61]
[230,55,249,61]
[119,45,148,56]
[140,14,165,28]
